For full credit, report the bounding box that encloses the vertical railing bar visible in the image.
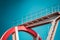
[15,27,19,40]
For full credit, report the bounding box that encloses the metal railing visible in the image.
[0,4,60,40]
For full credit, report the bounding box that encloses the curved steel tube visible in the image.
[1,12,60,40]
[1,26,41,40]
[46,16,60,40]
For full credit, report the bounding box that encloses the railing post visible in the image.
[12,27,19,40]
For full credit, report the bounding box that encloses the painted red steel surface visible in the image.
[1,26,42,40]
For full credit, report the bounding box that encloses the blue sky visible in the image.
[0,0,60,40]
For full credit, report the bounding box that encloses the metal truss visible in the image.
[0,12,60,40]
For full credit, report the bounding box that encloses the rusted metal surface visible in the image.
[20,12,60,28]
[1,12,60,40]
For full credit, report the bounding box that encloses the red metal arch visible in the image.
[1,26,41,40]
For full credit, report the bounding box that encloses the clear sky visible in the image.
[0,0,60,40]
